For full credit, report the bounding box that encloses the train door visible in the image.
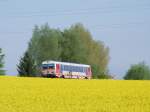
[56,64,60,77]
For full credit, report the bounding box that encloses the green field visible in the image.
[0,76,150,112]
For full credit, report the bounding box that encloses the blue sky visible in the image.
[0,0,150,78]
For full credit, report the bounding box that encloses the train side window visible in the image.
[79,67,81,72]
[64,65,65,71]
[65,65,67,71]
[66,65,68,71]
[81,67,83,72]
[73,66,75,72]
[83,67,85,73]
[76,66,78,72]
[74,66,76,72]
[70,66,72,71]
[61,64,63,71]
[69,66,71,71]
[77,67,79,72]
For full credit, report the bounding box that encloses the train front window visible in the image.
[48,64,55,69]
[42,65,48,70]
[42,64,55,70]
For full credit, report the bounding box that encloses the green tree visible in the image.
[90,41,110,78]
[28,24,63,67]
[124,62,150,80]
[0,48,5,75]
[61,23,90,63]
[61,23,110,78]
[17,51,37,77]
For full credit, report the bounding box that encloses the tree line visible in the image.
[0,23,150,79]
[18,23,110,78]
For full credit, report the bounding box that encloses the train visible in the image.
[41,61,92,79]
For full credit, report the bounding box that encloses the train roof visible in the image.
[42,61,90,67]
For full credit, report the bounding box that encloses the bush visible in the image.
[0,48,5,75]
[124,62,150,80]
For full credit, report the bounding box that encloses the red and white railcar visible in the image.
[41,61,92,79]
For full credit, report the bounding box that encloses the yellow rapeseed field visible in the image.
[0,76,150,112]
